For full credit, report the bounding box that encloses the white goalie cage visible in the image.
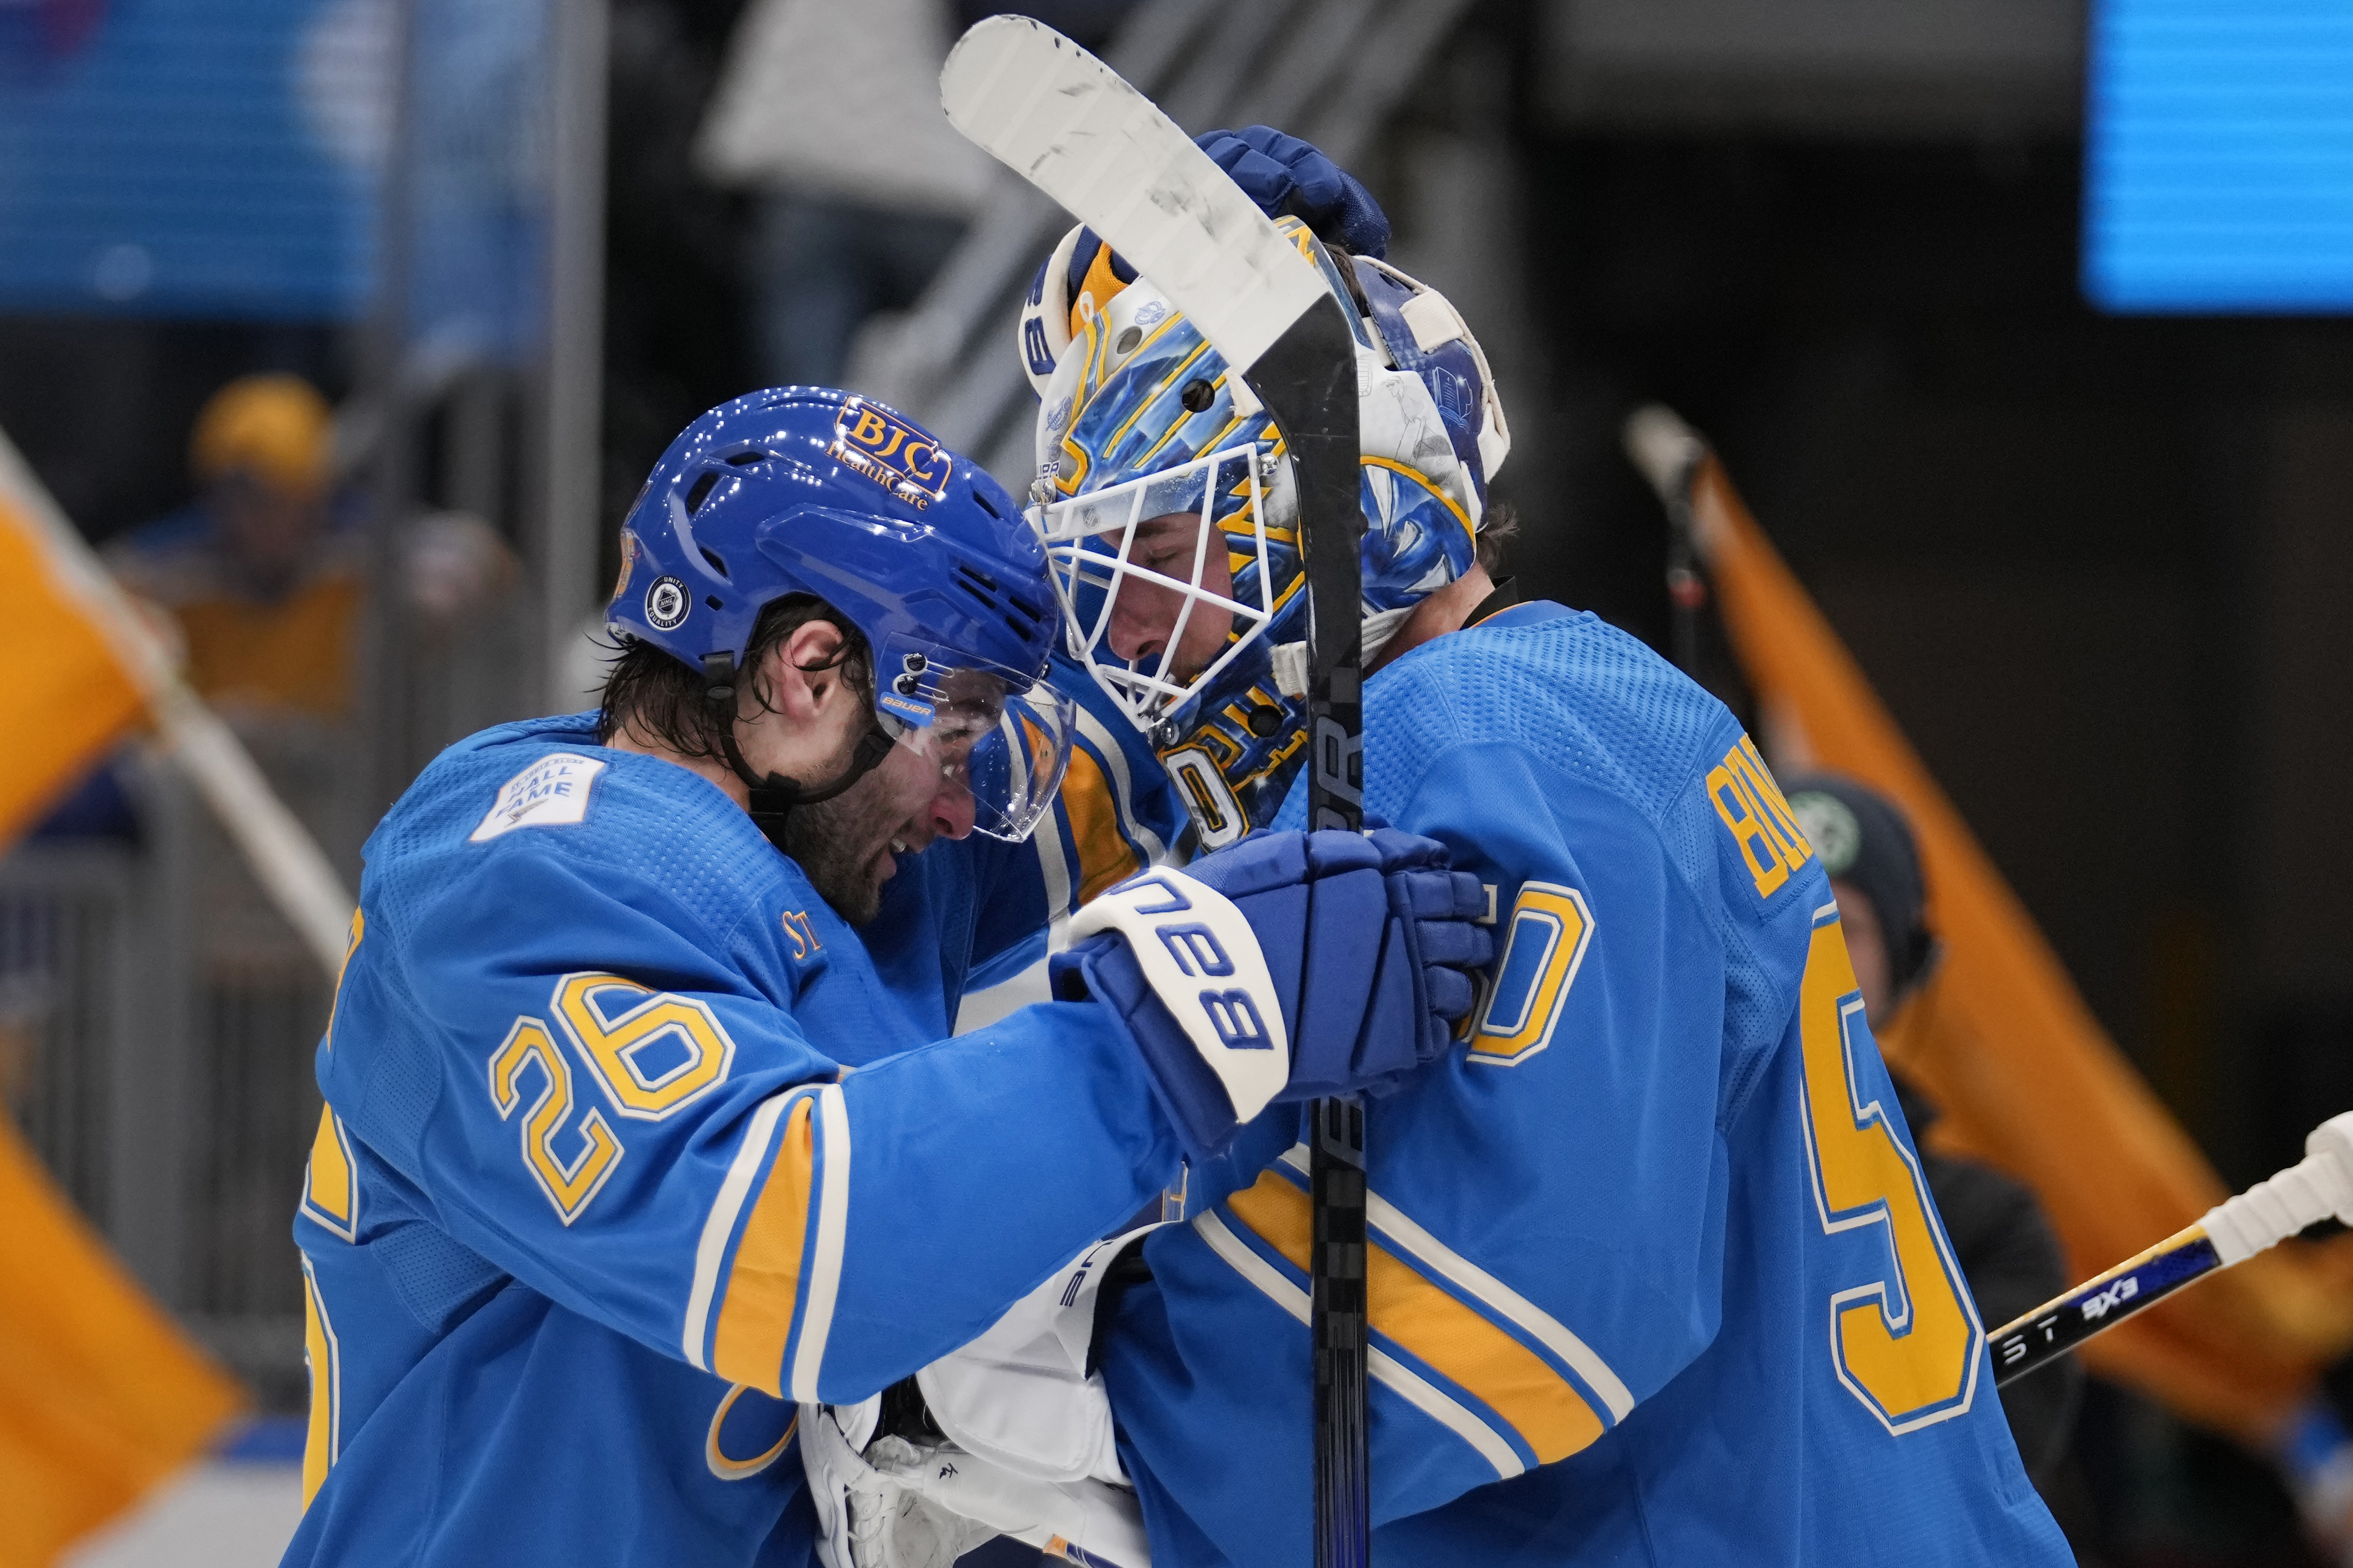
[1027,439,1293,736]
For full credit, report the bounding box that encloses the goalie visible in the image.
[810,128,2075,1567]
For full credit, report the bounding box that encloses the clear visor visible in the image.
[873,650,1076,843]
[1027,442,1281,734]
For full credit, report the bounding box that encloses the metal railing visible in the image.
[3,755,328,1414]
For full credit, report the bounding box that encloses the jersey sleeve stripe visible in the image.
[684,1089,794,1370]
[1226,1172,1602,1464]
[1275,1145,1635,1422]
[712,1095,822,1394]
[1063,740,1148,906]
[786,1083,853,1402]
[1071,704,1168,865]
[1034,791,1079,942]
[1192,1209,1523,1481]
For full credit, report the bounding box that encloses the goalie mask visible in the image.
[1021,217,1510,845]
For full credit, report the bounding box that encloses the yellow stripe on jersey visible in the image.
[1226,1173,1605,1465]
[300,1255,342,1508]
[713,1095,818,1396]
[303,1104,358,1240]
[1062,741,1145,905]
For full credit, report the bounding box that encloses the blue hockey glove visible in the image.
[1051,829,1490,1159]
[1193,125,1391,259]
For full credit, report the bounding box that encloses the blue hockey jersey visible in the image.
[285,696,1185,1567]
[1098,603,2074,1566]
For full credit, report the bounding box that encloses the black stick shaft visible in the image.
[1310,1097,1369,1567]
[1991,1224,2221,1386]
[1248,292,1369,1568]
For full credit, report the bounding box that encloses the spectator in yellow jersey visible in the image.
[106,373,362,719]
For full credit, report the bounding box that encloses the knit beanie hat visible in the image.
[1783,772,1933,995]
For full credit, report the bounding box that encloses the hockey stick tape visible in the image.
[1068,868,1290,1123]
[2200,1110,2353,1267]
[941,15,1326,377]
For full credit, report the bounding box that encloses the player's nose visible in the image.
[1106,591,1172,663]
[929,776,978,842]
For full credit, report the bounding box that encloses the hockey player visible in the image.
[281,386,1493,1568]
[823,139,2075,1563]
[1063,234,2072,1566]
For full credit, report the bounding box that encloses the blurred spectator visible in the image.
[693,0,1135,387]
[1784,772,2085,1485]
[71,369,515,948]
[97,372,515,718]
[104,373,361,720]
[694,0,988,386]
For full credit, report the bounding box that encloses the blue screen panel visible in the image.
[2085,0,2353,313]
[0,0,382,321]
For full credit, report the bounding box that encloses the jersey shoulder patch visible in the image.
[470,752,608,842]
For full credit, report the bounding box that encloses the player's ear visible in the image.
[762,619,849,723]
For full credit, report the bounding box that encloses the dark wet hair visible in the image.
[596,593,873,760]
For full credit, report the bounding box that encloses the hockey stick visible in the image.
[1620,408,1710,675]
[942,19,1372,1566]
[1990,1111,2353,1385]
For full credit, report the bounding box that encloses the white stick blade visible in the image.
[941,14,1325,376]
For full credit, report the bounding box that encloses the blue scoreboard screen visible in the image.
[2085,0,2353,313]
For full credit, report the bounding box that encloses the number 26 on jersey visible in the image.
[487,973,740,1224]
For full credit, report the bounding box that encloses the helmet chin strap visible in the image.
[701,653,894,852]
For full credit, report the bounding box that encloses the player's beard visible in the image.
[778,738,903,928]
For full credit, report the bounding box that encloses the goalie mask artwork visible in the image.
[1019,215,1511,847]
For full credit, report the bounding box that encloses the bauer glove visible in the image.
[1051,828,1491,1160]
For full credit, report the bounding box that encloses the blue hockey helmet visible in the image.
[607,386,1075,843]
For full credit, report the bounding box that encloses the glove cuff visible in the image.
[1053,937,1244,1161]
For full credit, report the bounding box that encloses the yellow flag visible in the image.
[1686,450,2353,1445]
[0,426,355,974]
[0,477,154,848]
[0,431,254,1557]
[0,1114,247,1564]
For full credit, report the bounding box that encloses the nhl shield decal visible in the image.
[644,575,689,631]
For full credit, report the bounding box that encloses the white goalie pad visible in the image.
[915,1226,1160,1486]
[803,1400,967,1568]
[895,1450,1152,1568]
[802,1406,1154,1568]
